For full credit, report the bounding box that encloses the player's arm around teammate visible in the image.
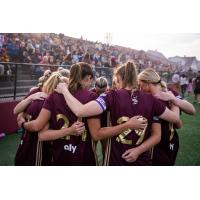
[154,90,196,115]
[38,122,85,141]
[55,81,180,124]
[122,122,161,163]
[87,116,147,141]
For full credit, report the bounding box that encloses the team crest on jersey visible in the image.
[131,95,138,105]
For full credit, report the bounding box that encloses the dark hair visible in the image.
[197,71,200,78]
[115,61,138,89]
[68,62,93,94]
[65,53,72,62]
[83,52,90,60]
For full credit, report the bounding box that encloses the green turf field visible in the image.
[0,133,21,166]
[0,96,199,166]
[175,97,200,165]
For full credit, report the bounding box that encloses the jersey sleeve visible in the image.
[95,91,111,112]
[42,93,54,113]
[169,88,182,100]
[88,91,98,101]
[87,91,101,119]
[152,97,166,117]
[23,87,40,99]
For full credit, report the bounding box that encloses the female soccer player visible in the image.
[14,72,82,165]
[14,70,52,165]
[22,63,98,165]
[138,68,195,165]
[55,61,180,165]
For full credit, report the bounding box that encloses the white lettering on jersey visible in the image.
[64,144,77,153]
[169,143,174,151]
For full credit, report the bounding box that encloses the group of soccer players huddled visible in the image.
[14,61,196,166]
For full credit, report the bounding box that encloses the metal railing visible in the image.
[0,62,68,100]
[0,62,114,101]
[0,61,173,101]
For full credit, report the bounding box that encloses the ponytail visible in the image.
[138,68,166,89]
[43,71,62,94]
[160,80,167,91]
[68,62,93,94]
[68,64,82,94]
[116,61,138,89]
[124,61,138,88]
[38,70,52,88]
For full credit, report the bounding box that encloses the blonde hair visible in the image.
[38,70,52,87]
[43,71,62,94]
[138,68,167,90]
[95,77,108,89]
[115,61,138,89]
[60,76,69,84]
[59,68,70,78]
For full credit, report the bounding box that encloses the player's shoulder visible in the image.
[168,88,181,99]
[78,88,96,96]
[136,90,154,99]
[29,87,41,93]
[47,91,63,101]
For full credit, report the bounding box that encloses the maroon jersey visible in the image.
[152,89,181,166]
[90,88,97,93]
[43,89,98,166]
[96,89,165,166]
[15,87,50,166]
[24,87,41,99]
[90,87,108,127]
[90,87,109,163]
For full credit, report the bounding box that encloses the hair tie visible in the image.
[156,79,161,84]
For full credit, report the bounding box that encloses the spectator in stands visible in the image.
[31,48,42,64]
[193,71,200,104]
[5,65,12,81]
[82,52,92,64]
[0,48,10,62]
[72,51,79,63]
[186,78,193,97]
[6,37,20,61]
[0,34,5,49]
[38,55,50,73]
[180,74,188,98]
[110,55,117,68]
[61,53,72,66]
[0,64,4,75]
[171,72,180,94]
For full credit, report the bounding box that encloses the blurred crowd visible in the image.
[0,33,178,77]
